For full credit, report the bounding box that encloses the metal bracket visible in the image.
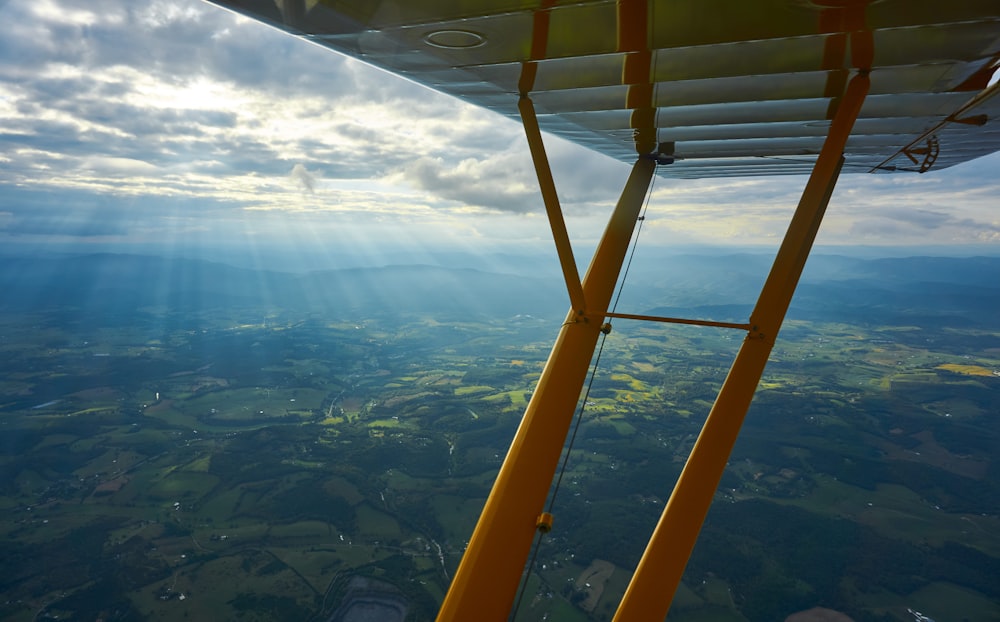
[902,135,940,173]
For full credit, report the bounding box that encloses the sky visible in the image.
[2,0,1000,272]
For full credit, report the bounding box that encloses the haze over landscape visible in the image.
[2,250,1000,622]
[1,1,1000,622]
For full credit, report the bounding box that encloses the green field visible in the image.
[1,299,998,622]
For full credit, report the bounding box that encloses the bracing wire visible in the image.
[548,171,656,514]
[510,169,658,621]
[756,154,874,170]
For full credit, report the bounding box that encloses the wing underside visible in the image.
[208,0,1000,178]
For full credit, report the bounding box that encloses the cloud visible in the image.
[870,207,954,230]
[401,155,535,213]
[81,156,160,176]
[1,0,999,255]
[0,0,551,219]
[290,163,317,193]
[846,205,1000,242]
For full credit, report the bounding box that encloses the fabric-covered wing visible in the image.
[207,0,1000,178]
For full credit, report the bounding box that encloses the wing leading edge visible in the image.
[206,0,1000,178]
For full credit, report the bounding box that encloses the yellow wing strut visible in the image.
[440,21,870,622]
[612,70,870,622]
[436,156,655,621]
[439,69,868,622]
[519,95,587,314]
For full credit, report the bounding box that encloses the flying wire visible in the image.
[510,167,658,621]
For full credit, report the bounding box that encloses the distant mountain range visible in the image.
[0,253,564,319]
[1,251,998,329]
[622,252,1000,329]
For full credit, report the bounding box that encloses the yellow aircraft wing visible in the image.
[207,0,1000,177]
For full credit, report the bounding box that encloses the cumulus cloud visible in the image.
[402,155,536,213]
[290,163,317,193]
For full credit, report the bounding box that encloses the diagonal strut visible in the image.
[612,70,870,622]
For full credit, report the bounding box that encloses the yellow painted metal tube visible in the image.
[612,72,869,622]
[518,96,587,313]
[437,157,655,622]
